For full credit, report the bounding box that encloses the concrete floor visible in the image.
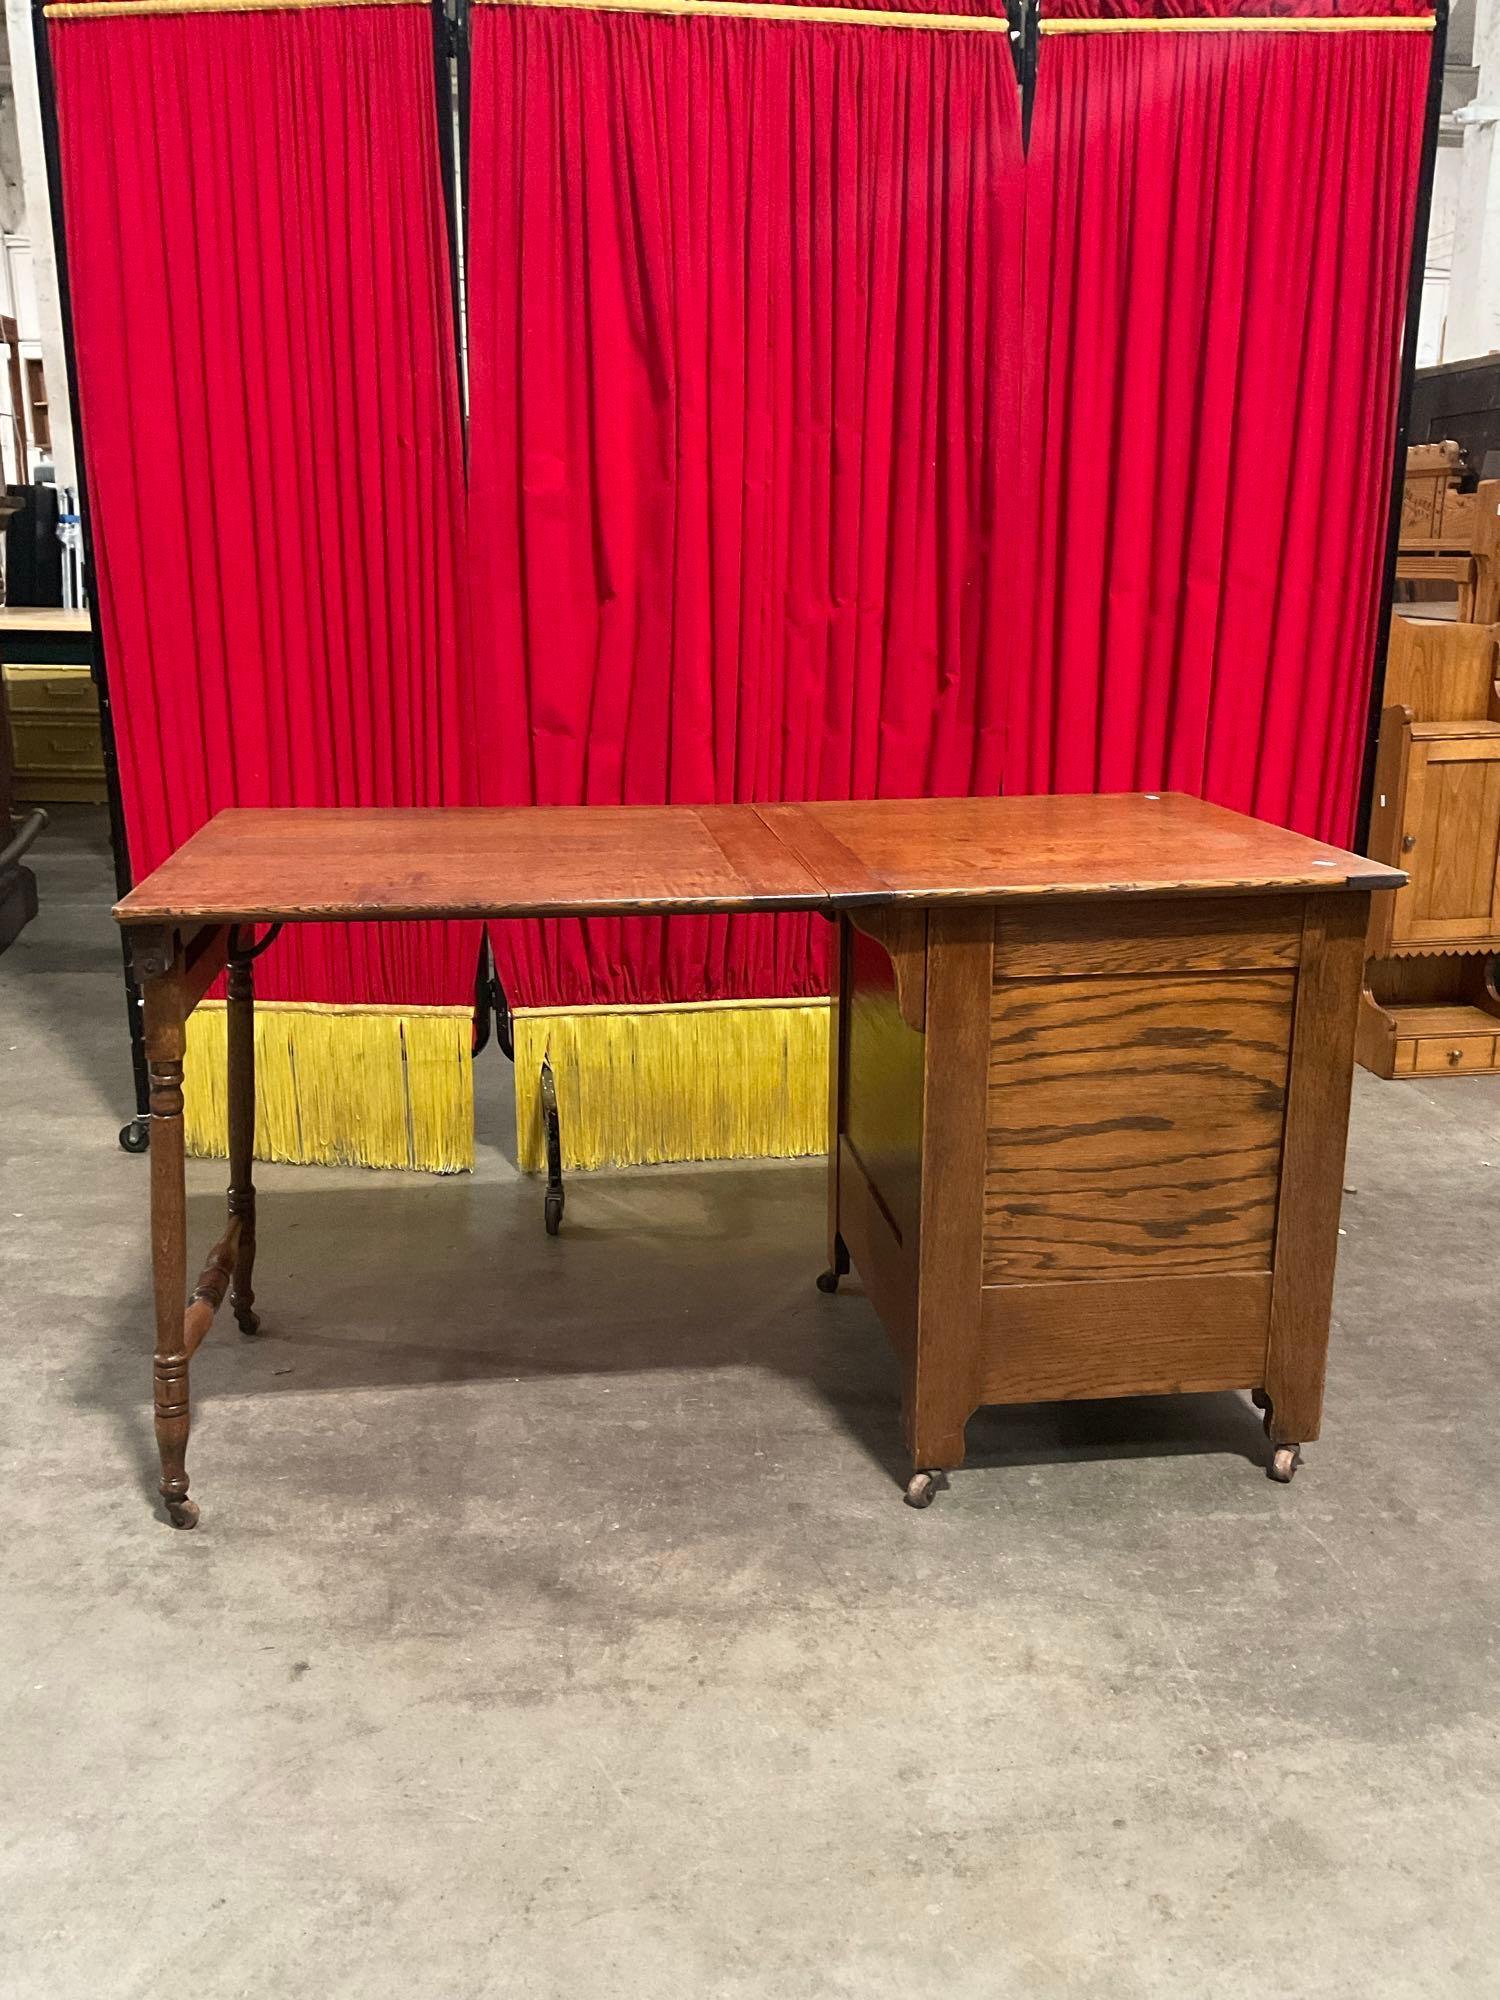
[3,808,1499,1999]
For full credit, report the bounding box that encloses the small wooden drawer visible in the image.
[1410,1034,1497,1074]
[9,714,106,776]
[2,664,99,715]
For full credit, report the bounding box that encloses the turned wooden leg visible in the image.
[226,950,260,1335]
[145,967,197,1529]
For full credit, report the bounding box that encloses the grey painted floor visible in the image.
[3,808,1499,1999]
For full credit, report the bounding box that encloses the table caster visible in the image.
[544,1188,564,1236]
[815,1268,839,1294]
[165,1498,200,1530]
[1268,1444,1301,1484]
[119,1118,150,1154]
[235,1307,262,1336]
[904,1470,945,1509]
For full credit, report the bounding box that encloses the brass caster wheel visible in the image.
[1268,1445,1301,1485]
[815,1268,840,1294]
[904,1470,945,1509]
[235,1307,262,1337]
[165,1497,200,1530]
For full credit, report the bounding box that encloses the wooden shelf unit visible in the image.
[1359,617,1500,1080]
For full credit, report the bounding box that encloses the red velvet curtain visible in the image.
[466,4,1023,1006]
[1013,23,1428,840]
[51,1,475,1009]
[467,5,1427,1020]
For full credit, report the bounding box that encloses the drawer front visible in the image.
[2,665,99,714]
[9,715,106,776]
[1411,1034,1496,1074]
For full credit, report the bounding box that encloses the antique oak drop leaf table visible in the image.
[114,796,1402,1525]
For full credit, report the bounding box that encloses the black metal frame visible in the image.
[1010,0,1040,152]
[30,0,153,1153]
[1354,0,1451,853]
[432,0,464,378]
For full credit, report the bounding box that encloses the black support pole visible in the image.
[1355,0,1450,853]
[30,0,151,1151]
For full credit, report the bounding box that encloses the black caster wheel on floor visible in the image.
[815,1268,840,1294]
[544,1188,564,1236]
[165,1498,200,1530]
[904,1470,945,1509]
[119,1118,150,1154]
[235,1308,262,1337]
[1268,1444,1302,1484]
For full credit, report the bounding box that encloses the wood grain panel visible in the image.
[978,1274,1272,1404]
[764,792,1403,905]
[116,804,832,924]
[984,971,1295,1283]
[1383,616,1500,724]
[1396,739,1500,944]
[1264,894,1370,1445]
[837,1136,916,1369]
[825,915,848,1277]
[845,923,925,1246]
[993,896,1303,979]
[911,908,994,1468]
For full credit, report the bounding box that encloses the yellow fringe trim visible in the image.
[513,998,829,1170]
[183,1001,474,1173]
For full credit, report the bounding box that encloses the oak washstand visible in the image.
[767,794,1404,1504]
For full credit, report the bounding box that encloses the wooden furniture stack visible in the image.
[0,607,106,805]
[114,794,1398,1527]
[1395,443,1500,623]
[1360,616,1500,1079]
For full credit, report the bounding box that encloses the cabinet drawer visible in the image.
[1411,1034,1496,1074]
[2,665,98,714]
[8,715,106,776]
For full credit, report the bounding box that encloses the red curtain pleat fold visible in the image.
[467,8,1025,1006]
[1014,28,1427,839]
[467,10,1427,1018]
[51,4,476,1009]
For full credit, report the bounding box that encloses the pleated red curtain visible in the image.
[467,1,1429,1038]
[466,2,1025,1007]
[1013,19,1429,842]
[51,0,475,1012]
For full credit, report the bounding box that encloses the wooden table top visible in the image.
[114,794,1404,928]
[113,805,830,925]
[764,793,1404,902]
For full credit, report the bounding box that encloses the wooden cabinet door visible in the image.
[1392,735,1500,947]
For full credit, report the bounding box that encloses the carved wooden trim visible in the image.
[849,907,927,1033]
